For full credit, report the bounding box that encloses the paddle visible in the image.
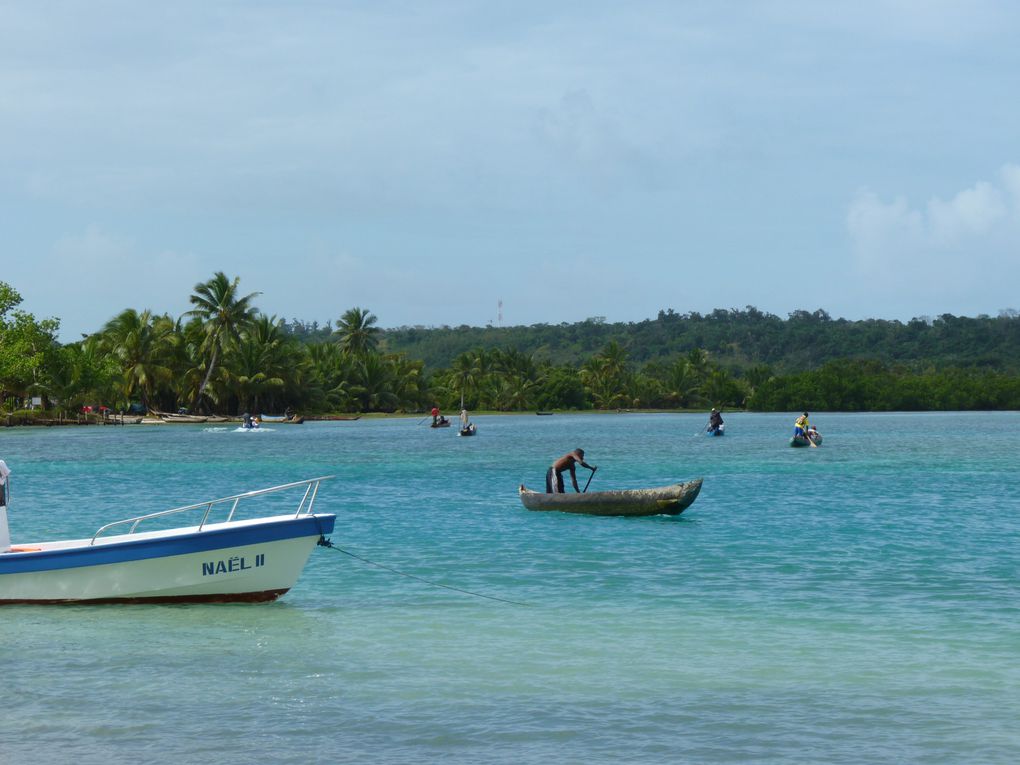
[582,466,597,493]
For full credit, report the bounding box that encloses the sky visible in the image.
[2,1,1020,341]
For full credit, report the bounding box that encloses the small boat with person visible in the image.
[0,475,335,604]
[790,413,821,447]
[706,408,725,436]
[518,478,703,517]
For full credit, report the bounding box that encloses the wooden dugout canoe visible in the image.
[789,433,823,447]
[518,478,703,517]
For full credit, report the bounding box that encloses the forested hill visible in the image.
[366,308,1020,372]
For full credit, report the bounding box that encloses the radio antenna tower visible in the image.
[498,299,503,327]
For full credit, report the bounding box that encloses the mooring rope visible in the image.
[316,536,530,607]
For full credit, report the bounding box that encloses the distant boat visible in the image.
[108,415,143,424]
[707,424,725,436]
[161,414,209,424]
[518,479,703,517]
[430,419,451,428]
[458,423,477,437]
[0,476,335,604]
[260,414,304,424]
[535,411,554,416]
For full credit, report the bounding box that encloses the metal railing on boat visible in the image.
[89,476,334,545]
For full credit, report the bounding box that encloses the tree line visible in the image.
[2,275,1019,417]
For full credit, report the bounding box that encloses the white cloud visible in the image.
[846,164,1020,306]
[926,181,1006,245]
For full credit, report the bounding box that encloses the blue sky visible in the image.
[3,1,1020,340]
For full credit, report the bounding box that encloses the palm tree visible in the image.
[580,358,625,409]
[450,350,483,409]
[334,307,380,356]
[224,315,302,414]
[99,309,175,412]
[185,272,260,409]
[390,355,427,412]
[350,353,399,412]
[224,336,285,414]
[702,368,735,408]
[664,358,699,409]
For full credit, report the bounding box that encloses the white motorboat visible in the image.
[0,476,336,605]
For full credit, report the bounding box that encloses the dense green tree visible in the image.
[0,282,61,408]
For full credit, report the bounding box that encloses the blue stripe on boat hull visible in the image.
[0,514,335,575]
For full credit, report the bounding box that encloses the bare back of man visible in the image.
[546,448,596,493]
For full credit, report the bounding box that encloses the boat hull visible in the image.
[0,514,335,605]
[518,479,703,517]
[790,434,823,447]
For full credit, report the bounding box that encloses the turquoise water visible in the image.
[2,412,1019,764]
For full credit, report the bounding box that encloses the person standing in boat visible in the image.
[431,406,440,426]
[707,408,724,434]
[794,412,811,439]
[546,448,597,493]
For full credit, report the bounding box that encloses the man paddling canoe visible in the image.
[546,448,597,493]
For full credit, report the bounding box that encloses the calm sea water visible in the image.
[2,412,1019,764]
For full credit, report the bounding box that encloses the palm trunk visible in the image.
[195,344,219,409]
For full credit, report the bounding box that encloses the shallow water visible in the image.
[2,412,1019,764]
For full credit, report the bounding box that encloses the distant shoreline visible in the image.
[1,408,723,427]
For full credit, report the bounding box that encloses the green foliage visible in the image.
[747,360,1020,411]
[378,306,1020,374]
[5,280,1020,416]
[0,281,61,409]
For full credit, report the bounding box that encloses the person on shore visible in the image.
[546,448,597,493]
[1,459,11,553]
[707,408,724,434]
[794,412,811,439]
